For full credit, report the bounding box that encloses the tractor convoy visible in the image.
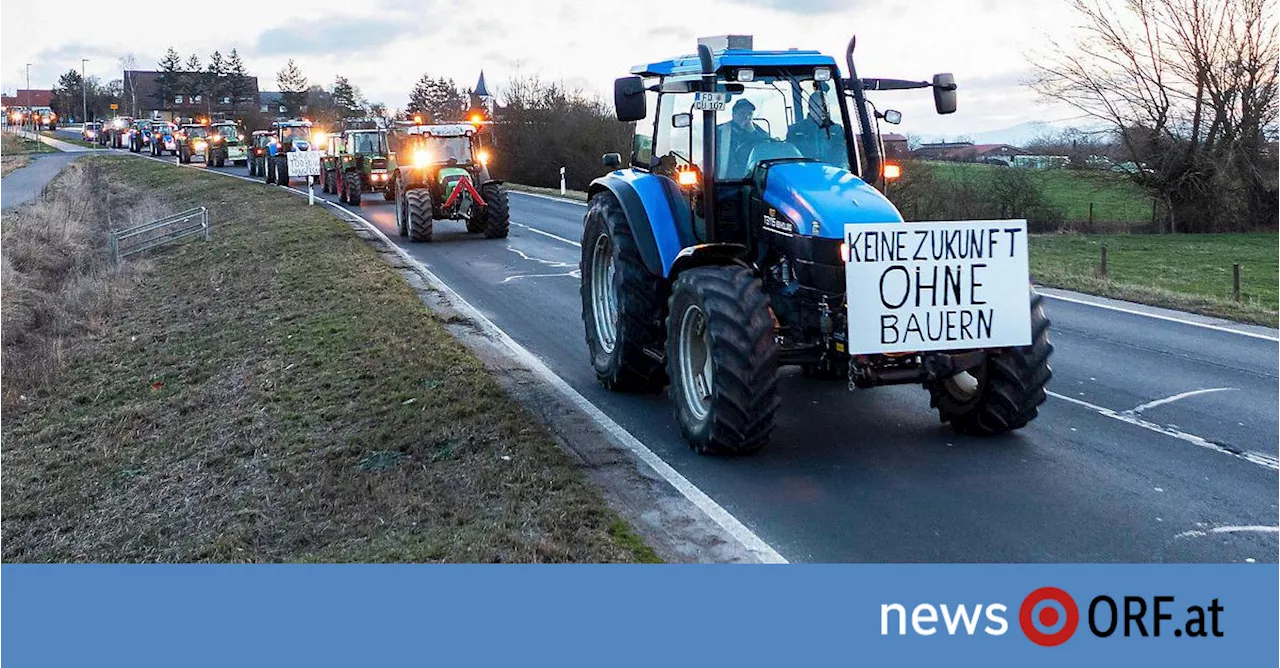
[68,33,1051,459]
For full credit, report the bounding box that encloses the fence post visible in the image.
[1099,244,1108,279]
[560,167,566,196]
[1232,263,1241,302]
[202,207,210,240]
[1088,202,1094,227]
[110,233,120,264]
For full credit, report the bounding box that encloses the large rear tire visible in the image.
[579,191,667,393]
[277,156,289,186]
[265,157,276,184]
[406,188,433,242]
[666,265,779,455]
[394,179,408,237]
[479,182,509,239]
[346,171,362,206]
[928,289,1053,435]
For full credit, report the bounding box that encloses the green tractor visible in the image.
[320,120,396,206]
[388,123,509,242]
[209,121,249,168]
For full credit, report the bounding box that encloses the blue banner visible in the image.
[3,565,1275,666]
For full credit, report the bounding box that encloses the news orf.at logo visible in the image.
[1019,587,1079,646]
[880,587,1224,645]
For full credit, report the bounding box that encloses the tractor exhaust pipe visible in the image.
[845,35,882,188]
[698,43,718,243]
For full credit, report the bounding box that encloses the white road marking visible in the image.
[1126,388,1238,415]
[509,190,588,207]
[123,152,787,563]
[1047,390,1279,471]
[1040,291,1280,342]
[512,221,582,248]
[502,271,580,284]
[1174,526,1280,540]
[507,246,576,269]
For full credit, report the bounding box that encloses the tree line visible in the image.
[1032,0,1278,232]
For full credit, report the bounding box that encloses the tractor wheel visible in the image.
[277,157,289,186]
[179,149,190,164]
[383,181,395,201]
[466,215,485,233]
[579,191,668,393]
[666,265,779,455]
[405,188,433,242]
[321,169,332,194]
[265,158,276,184]
[248,158,258,177]
[927,289,1053,435]
[346,172,362,206]
[478,182,509,238]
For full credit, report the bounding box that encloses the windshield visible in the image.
[280,126,310,141]
[417,136,472,163]
[351,132,383,154]
[183,126,209,138]
[213,125,238,139]
[710,72,850,180]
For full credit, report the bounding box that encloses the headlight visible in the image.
[476,149,490,166]
[194,140,208,149]
[413,149,432,167]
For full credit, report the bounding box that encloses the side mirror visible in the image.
[614,76,647,122]
[883,109,902,125]
[933,73,957,115]
[602,152,622,169]
[672,113,692,129]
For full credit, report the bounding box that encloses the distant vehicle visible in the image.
[320,124,396,206]
[264,118,317,186]
[176,123,212,164]
[127,119,154,152]
[32,106,57,130]
[248,129,272,176]
[387,122,508,241]
[208,121,248,167]
[103,116,134,148]
[82,122,102,142]
[150,121,178,156]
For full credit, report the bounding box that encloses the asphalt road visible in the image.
[72,132,1280,563]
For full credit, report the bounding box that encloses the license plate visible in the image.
[693,92,728,111]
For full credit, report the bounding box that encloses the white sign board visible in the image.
[287,150,321,177]
[844,221,1031,355]
[693,92,727,111]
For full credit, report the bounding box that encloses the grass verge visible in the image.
[2,155,654,563]
[1030,233,1278,327]
[41,130,98,149]
[0,131,56,156]
[508,182,589,202]
[928,161,1153,226]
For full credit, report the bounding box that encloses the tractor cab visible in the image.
[269,119,314,153]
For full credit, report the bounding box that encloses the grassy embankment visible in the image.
[1,130,56,174]
[1,155,657,563]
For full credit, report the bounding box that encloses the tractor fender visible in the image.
[668,243,750,279]
[588,170,693,278]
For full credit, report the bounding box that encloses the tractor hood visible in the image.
[760,162,902,240]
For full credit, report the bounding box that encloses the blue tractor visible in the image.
[580,35,1053,455]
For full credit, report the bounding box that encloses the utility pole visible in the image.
[25,62,32,129]
[82,58,89,124]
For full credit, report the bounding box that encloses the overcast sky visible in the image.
[2,0,1086,136]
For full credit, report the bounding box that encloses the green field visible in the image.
[927,161,1153,226]
[1031,233,1279,326]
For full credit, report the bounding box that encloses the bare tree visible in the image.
[1032,0,1278,231]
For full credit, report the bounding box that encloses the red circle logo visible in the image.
[1020,587,1079,646]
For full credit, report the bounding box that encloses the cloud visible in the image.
[254,18,421,56]
[730,0,849,13]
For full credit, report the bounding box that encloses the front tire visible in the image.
[579,191,667,393]
[479,182,509,238]
[277,156,289,186]
[666,265,779,455]
[406,188,433,242]
[928,289,1053,435]
[265,157,276,184]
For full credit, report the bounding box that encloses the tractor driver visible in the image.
[718,98,769,179]
[787,91,847,165]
